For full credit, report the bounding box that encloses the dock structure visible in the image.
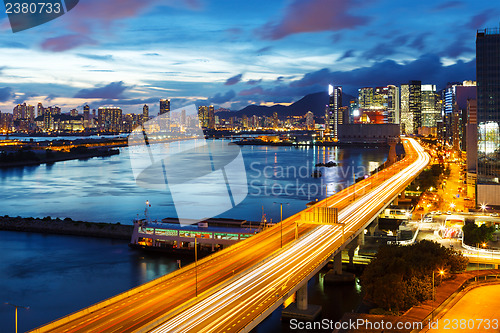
[130,217,262,253]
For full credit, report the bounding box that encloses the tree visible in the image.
[462,222,495,246]
[360,240,468,311]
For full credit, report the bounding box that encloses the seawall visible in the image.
[0,216,133,240]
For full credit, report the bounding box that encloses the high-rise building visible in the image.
[387,85,400,124]
[272,112,279,128]
[358,88,373,109]
[37,103,44,117]
[70,109,79,117]
[13,103,26,120]
[83,105,90,129]
[98,107,122,132]
[326,84,342,140]
[476,27,500,205]
[466,99,478,198]
[143,104,149,122]
[208,105,215,129]
[442,81,477,146]
[159,99,170,115]
[305,111,314,130]
[400,81,422,134]
[421,85,440,128]
[43,107,55,131]
[198,106,209,128]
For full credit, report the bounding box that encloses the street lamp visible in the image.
[273,202,289,248]
[5,302,29,333]
[194,236,199,297]
[431,270,445,320]
[481,204,487,214]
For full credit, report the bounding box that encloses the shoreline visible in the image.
[0,215,133,240]
[0,148,120,168]
[233,140,391,147]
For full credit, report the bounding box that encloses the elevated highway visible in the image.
[30,137,430,333]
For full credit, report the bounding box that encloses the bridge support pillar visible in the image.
[368,217,379,236]
[333,252,342,275]
[358,230,365,246]
[282,281,322,321]
[296,284,308,311]
[387,137,398,166]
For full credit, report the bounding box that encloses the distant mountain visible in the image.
[217,91,355,119]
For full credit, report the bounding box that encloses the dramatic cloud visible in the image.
[440,36,474,58]
[237,54,475,103]
[289,54,475,94]
[86,97,159,109]
[256,46,272,55]
[363,42,399,60]
[77,54,114,61]
[433,1,463,11]
[466,9,497,29]
[247,79,263,85]
[0,87,13,102]
[409,34,427,52]
[74,81,130,99]
[338,50,356,61]
[65,0,203,34]
[40,35,97,52]
[225,74,243,86]
[45,94,58,102]
[208,90,236,104]
[13,92,40,104]
[256,0,372,40]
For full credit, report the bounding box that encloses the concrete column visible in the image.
[348,246,355,266]
[358,230,365,246]
[296,284,308,311]
[211,243,215,251]
[394,196,399,205]
[368,217,379,236]
[387,138,397,165]
[333,252,342,275]
[400,190,406,200]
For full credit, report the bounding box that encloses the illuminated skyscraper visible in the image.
[83,105,90,128]
[37,103,44,117]
[421,85,440,128]
[143,104,149,122]
[326,84,342,140]
[400,81,421,134]
[159,99,170,115]
[98,107,122,132]
[476,27,500,204]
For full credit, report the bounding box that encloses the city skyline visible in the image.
[0,0,494,114]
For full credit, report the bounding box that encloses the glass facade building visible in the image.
[476,28,500,185]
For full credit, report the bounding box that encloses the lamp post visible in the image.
[5,302,29,333]
[194,237,198,297]
[431,270,444,320]
[273,202,289,248]
[481,204,487,214]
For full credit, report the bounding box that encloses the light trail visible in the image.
[30,138,429,333]
[150,138,430,333]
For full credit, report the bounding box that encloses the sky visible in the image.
[0,0,496,114]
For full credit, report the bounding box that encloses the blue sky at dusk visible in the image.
[0,0,496,114]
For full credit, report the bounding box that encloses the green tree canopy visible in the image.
[361,240,468,312]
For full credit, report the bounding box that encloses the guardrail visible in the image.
[461,239,500,254]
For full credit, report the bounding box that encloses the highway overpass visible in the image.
[30,137,430,333]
